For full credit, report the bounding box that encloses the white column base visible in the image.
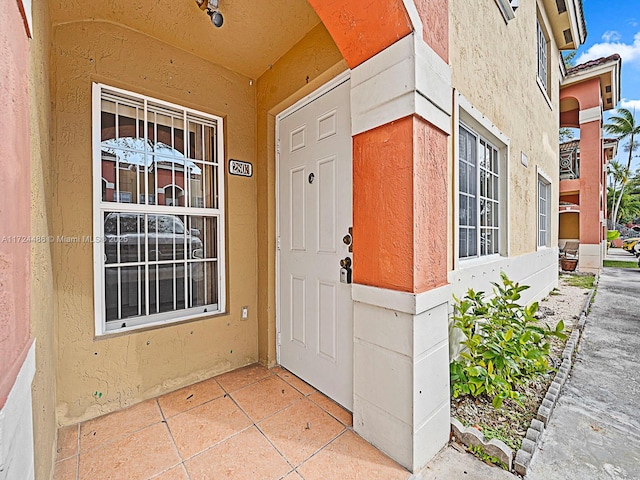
[578,243,603,273]
[0,341,36,480]
[352,284,451,472]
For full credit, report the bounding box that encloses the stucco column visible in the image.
[578,109,603,272]
[349,33,452,472]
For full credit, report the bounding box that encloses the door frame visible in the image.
[274,70,351,364]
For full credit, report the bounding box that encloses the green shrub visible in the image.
[450,272,566,408]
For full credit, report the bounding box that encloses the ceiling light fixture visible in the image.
[196,0,224,28]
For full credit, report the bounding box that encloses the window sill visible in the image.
[95,308,224,338]
[457,253,503,270]
[536,76,553,110]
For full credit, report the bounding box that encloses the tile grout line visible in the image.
[154,398,189,480]
[75,422,80,480]
[295,429,350,473]
[77,402,165,456]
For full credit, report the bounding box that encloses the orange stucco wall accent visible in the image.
[560,78,601,112]
[415,0,449,61]
[579,120,603,244]
[560,78,605,246]
[307,0,412,68]
[0,0,32,407]
[353,116,448,293]
[560,109,579,129]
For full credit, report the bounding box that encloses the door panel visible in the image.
[278,77,353,410]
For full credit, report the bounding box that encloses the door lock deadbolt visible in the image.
[339,256,352,284]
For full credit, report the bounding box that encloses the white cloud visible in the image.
[619,98,640,111]
[602,30,621,42]
[575,32,640,66]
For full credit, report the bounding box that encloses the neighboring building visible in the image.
[1,0,586,478]
[559,55,622,272]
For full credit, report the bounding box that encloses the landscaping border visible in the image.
[450,276,598,475]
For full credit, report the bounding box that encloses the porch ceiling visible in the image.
[49,0,323,79]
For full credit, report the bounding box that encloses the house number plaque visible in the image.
[229,159,253,177]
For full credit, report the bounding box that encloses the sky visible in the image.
[574,0,640,170]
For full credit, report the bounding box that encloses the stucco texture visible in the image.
[52,21,258,424]
[0,0,32,407]
[353,116,449,293]
[255,23,346,366]
[29,1,58,478]
[450,0,560,258]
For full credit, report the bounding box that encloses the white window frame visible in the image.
[454,93,510,268]
[458,124,501,259]
[536,13,552,109]
[537,170,552,248]
[495,0,519,22]
[92,83,226,336]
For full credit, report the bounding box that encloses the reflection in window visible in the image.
[459,125,500,259]
[94,84,225,334]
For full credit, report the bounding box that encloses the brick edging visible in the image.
[451,277,598,475]
[513,276,597,475]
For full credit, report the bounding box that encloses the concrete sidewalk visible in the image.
[605,247,637,262]
[526,268,640,480]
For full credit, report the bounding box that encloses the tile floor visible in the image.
[53,364,410,480]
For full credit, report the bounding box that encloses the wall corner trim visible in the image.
[352,283,452,315]
[350,34,452,136]
[0,340,36,478]
[579,106,601,125]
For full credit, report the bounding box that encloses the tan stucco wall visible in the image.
[559,212,580,239]
[450,0,560,259]
[255,24,345,366]
[29,2,58,477]
[52,21,258,424]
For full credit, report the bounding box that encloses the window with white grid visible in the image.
[538,175,551,247]
[92,84,225,334]
[537,18,549,92]
[459,125,500,258]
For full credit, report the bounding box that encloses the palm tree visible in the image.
[607,160,627,222]
[604,108,640,224]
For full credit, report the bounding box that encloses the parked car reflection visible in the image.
[103,213,205,322]
[104,213,203,263]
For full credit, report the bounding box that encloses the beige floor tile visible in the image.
[56,424,79,461]
[53,456,77,480]
[158,377,224,418]
[272,367,316,396]
[167,395,252,459]
[78,423,180,480]
[185,427,291,480]
[309,392,352,427]
[258,398,345,467]
[79,400,162,452]
[150,464,190,480]
[231,376,302,422]
[215,363,272,393]
[297,430,410,480]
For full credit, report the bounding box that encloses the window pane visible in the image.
[105,265,145,323]
[97,87,224,332]
[468,228,477,257]
[469,196,477,227]
[104,212,145,264]
[459,159,467,193]
[459,195,468,226]
[459,229,468,258]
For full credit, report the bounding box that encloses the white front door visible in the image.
[277,76,353,410]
